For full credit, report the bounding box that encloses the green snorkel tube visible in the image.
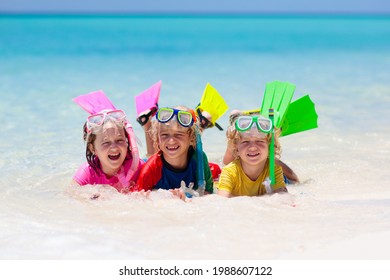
[196,126,206,196]
[268,108,276,193]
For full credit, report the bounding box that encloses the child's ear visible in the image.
[89,143,95,155]
[233,146,239,159]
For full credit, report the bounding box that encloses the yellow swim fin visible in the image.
[196,83,229,130]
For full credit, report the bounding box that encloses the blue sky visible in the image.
[1,0,389,14]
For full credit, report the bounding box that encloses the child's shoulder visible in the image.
[75,162,95,176]
[73,162,100,185]
[223,159,242,172]
[141,153,163,169]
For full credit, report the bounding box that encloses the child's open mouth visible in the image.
[247,152,260,157]
[166,146,179,151]
[108,153,121,160]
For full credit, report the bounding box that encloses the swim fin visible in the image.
[280,95,318,137]
[134,81,161,126]
[73,90,116,114]
[260,81,295,128]
[196,83,229,130]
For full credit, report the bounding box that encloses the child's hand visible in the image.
[181,180,199,199]
[169,188,187,201]
[170,181,198,202]
[130,190,151,199]
[136,107,157,127]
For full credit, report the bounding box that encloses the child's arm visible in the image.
[216,166,235,197]
[136,155,162,191]
[217,189,232,197]
[143,119,156,158]
[222,142,235,166]
[275,159,299,184]
[273,165,288,193]
[70,179,80,187]
[72,162,94,186]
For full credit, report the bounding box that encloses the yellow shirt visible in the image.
[217,159,286,196]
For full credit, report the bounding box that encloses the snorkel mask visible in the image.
[235,115,273,135]
[86,109,127,133]
[156,107,196,127]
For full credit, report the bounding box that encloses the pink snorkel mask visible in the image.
[73,90,141,185]
[86,109,127,133]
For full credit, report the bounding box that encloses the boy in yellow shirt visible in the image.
[217,113,287,197]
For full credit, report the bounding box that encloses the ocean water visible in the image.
[0,14,390,260]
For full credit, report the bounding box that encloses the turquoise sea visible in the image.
[1,15,390,260]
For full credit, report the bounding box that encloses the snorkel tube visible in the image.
[268,108,276,190]
[124,122,140,182]
[195,126,206,196]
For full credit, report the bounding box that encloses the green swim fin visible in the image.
[260,81,295,128]
[280,95,318,137]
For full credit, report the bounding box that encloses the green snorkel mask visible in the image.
[235,115,273,134]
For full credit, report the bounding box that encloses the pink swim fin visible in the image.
[134,81,161,117]
[73,90,116,114]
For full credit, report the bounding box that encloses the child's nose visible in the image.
[248,142,257,148]
[110,142,120,149]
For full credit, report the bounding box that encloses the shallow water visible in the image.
[0,15,390,259]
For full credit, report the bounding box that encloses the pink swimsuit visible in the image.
[73,159,143,193]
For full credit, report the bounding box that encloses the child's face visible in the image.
[158,123,191,167]
[237,133,269,166]
[90,122,128,177]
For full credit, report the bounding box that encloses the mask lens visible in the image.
[157,108,174,123]
[87,114,104,125]
[257,118,272,132]
[236,116,253,131]
[107,110,126,121]
[177,111,193,127]
[87,110,127,133]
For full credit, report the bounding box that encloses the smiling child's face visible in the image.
[158,122,191,168]
[237,132,269,166]
[90,122,128,177]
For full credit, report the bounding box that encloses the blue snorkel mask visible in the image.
[156,107,196,127]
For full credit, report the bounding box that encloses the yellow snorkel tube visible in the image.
[196,83,229,131]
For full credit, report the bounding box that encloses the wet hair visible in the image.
[149,105,199,152]
[226,112,282,160]
[83,120,132,174]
